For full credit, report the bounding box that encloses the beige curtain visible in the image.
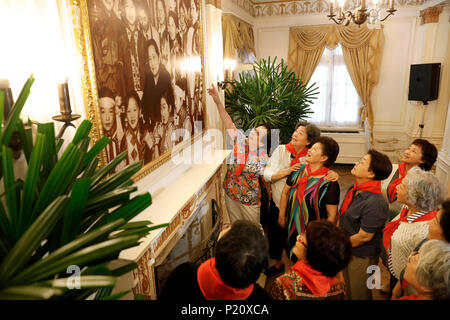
[288,24,384,144]
[222,14,256,61]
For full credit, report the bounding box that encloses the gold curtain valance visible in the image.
[288,24,383,82]
[222,14,255,61]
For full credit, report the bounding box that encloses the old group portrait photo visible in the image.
[87,0,205,170]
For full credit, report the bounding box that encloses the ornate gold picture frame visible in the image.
[72,0,206,181]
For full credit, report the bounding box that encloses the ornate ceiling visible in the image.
[229,0,434,18]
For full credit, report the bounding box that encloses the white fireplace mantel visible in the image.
[114,148,230,299]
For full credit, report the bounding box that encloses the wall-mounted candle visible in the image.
[339,0,345,16]
[361,0,366,9]
[58,80,72,115]
[330,0,334,15]
[389,0,394,9]
[0,78,14,119]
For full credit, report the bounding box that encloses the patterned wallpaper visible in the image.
[230,0,431,17]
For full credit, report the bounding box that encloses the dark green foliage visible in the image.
[0,75,168,299]
[225,57,319,144]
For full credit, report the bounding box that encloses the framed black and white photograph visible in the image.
[73,0,205,179]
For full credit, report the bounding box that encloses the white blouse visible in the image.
[263,145,306,208]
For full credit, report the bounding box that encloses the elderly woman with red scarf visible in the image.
[278,136,341,261]
[382,166,442,297]
[270,220,352,300]
[207,85,270,228]
[262,121,320,276]
[384,139,438,217]
[339,149,392,300]
[159,220,269,300]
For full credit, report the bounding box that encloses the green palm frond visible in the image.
[226,57,319,145]
[0,75,166,300]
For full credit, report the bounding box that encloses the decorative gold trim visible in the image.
[420,5,443,25]
[71,0,208,182]
[206,0,222,8]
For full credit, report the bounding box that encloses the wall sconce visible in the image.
[52,80,80,140]
[217,59,237,90]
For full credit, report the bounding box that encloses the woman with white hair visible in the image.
[399,239,450,300]
[382,166,443,293]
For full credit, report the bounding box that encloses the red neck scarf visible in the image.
[233,144,265,177]
[292,261,336,297]
[197,258,254,300]
[398,294,420,300]
[388,162,407,203]
[382,207,437,252]
[285,142,309,166]
[291,164,330,206]
[340,180,382,217]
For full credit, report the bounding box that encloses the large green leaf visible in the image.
[1,146,19,239]
[13,219,128,285]
[0,285,64,300]
[15,119,33,164]
[6,235,140,286]
[98,193,152,227]
[37,123,57,180]
[82,136,110,169]
[18,133,45,235]
[60,178,92,246]
[30,143,83,223]
[0,196,69,286]
[89,150,128,188]
[89,161,142,198]
[72,120,92,146]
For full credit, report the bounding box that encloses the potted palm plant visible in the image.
[225,57,319,145]
[0,75,167,300]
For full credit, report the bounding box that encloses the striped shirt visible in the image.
[387,205,430,279]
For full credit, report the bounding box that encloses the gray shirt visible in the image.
[340,189,388,258]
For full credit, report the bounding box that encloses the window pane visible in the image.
[308,44,360,128]
[308,65,327,124]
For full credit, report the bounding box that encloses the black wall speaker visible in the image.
[408,63,441,103]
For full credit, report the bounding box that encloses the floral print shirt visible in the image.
[223,131,268,206]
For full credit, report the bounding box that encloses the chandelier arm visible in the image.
[328,15,342,24]
[379,10,396,22]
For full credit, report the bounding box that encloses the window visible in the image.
[308,44,361,129]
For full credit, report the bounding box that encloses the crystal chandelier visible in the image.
[328,0,397,26]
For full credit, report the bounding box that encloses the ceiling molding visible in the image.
[227,0,437,18]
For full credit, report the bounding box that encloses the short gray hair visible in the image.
[406,166,442,212]
[417,239,450,300]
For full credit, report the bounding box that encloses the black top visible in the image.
[159,262,270,301]
[340,189,388,258]
[141,64,173,130]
